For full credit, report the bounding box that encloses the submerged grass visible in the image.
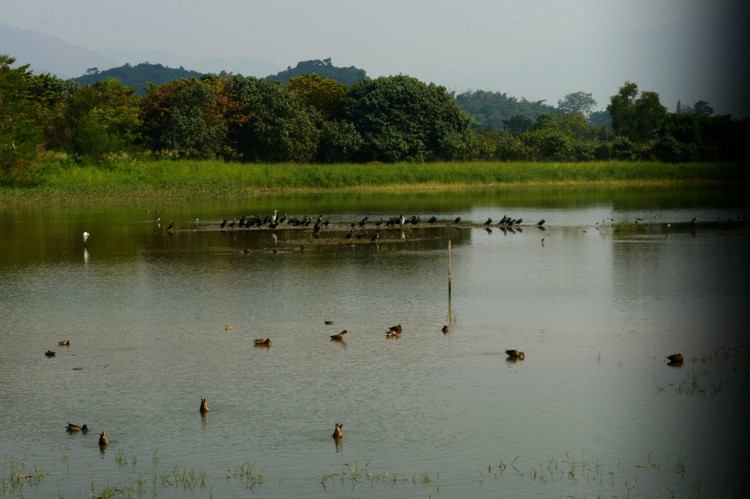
[1,158,745,205]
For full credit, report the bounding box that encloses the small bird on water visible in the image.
[200,398,211,414]
[99,432,110,446]
[331,423,343,439]
[330,330,348,341]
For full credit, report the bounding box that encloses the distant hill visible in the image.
[72,62,206,94]
[97,48,279,78]
[266,58,368,85]
[0,22,116,78]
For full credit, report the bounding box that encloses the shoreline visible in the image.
[1,160,746,206]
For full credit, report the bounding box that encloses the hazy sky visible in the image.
[3,0,749,115]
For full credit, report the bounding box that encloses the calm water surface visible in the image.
[1,186,749,498]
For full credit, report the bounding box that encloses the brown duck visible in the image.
[330,330,348,341]
[254,338,271,347]
[98,432,110,446]
[200,398,211,414]
[331,423,343,439]
[505,349,525,360]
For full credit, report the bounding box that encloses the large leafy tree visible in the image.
[57,78,141,161]
[227,76,320,162]
[557,91,597,118]
[285,73,347,122]
[346,75,472,162]
[607,82,667,143]
[1,55,76,184]
[140,77,227,158]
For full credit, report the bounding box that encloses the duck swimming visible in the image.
[331,423,343,439]
[254,338,271,347]
[200,398,211,414]
[66,423,88,433]
[505,349,525,360]
[99,432,110,446]
[330,330,348,341]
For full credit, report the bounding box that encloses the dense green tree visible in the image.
[316,120,363,163]
[227,76,320,162]
[557,91,597,118]
[285,73,347,122]
[140,77,226,158]
[693,100,714,117]
[346,75,472,162]
[502,114,533,135]
[607,82,667,143]
[57,78,141,161]
[1,55,76,184]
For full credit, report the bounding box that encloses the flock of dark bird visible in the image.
[155,210,549,236]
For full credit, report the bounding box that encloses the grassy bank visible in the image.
[1,158,746,204]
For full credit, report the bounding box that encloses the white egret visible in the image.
[83,232,89,245]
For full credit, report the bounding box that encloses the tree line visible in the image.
[1,55,748,186]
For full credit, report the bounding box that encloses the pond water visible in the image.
[1,185,749,498]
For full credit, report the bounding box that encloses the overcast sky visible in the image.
[3,0,749,115]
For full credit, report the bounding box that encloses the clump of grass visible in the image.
[225,462,265,490]
[0,458,45,496]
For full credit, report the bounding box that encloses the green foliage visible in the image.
[227,76,320,162]
[654,134,697,162]
[502,115,533,135]
[59,78,142,162]
[607,81,667,143]
[267,58,367,86]
[71,62,206,95]
[317,120,363,163]
[285,73,347,121]
[346,75,472,162]
[455,90,557,131]
[140,77,227,159]
[1,55,72,185]
[557,91,597,118]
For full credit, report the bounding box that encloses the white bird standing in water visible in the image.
[83,232,89,246]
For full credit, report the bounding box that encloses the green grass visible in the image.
[1,156,746,205]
